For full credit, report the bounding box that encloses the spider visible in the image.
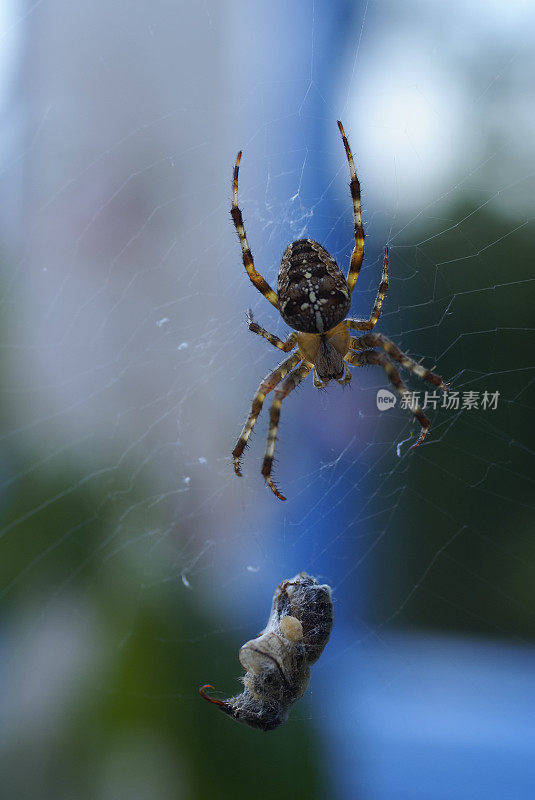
[231,121,447,501]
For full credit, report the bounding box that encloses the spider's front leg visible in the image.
[345,350,431,447]
[350,333,447,391]
[262,361,314,501]
[232,353,302,477]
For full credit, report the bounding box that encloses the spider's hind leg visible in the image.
[231,152,279,308]
[346,246,389,331]
[337,121,365,294]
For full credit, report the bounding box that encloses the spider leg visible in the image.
[232,353,302,477]
[262,361,314,501]
[231,152,279,309]
[247,310,297,352]
[346,247,389,331]
[337,121,365,295]
[350,333,447,391]
[345,350,430,447]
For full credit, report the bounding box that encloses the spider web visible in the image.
[0,0,534,797]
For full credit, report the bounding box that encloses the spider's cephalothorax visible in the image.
[231,121,448,500]
[278,239,351,334]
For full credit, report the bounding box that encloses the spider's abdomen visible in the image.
[277,239,351,333]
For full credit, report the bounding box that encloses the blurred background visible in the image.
[0,0,534,797]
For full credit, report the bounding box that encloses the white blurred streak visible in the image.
[344,0,535,216]
[0,1,19,105]
[0,0,26,247]
[356,47,466,204]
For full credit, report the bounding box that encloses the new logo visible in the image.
[376,389,397,411]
